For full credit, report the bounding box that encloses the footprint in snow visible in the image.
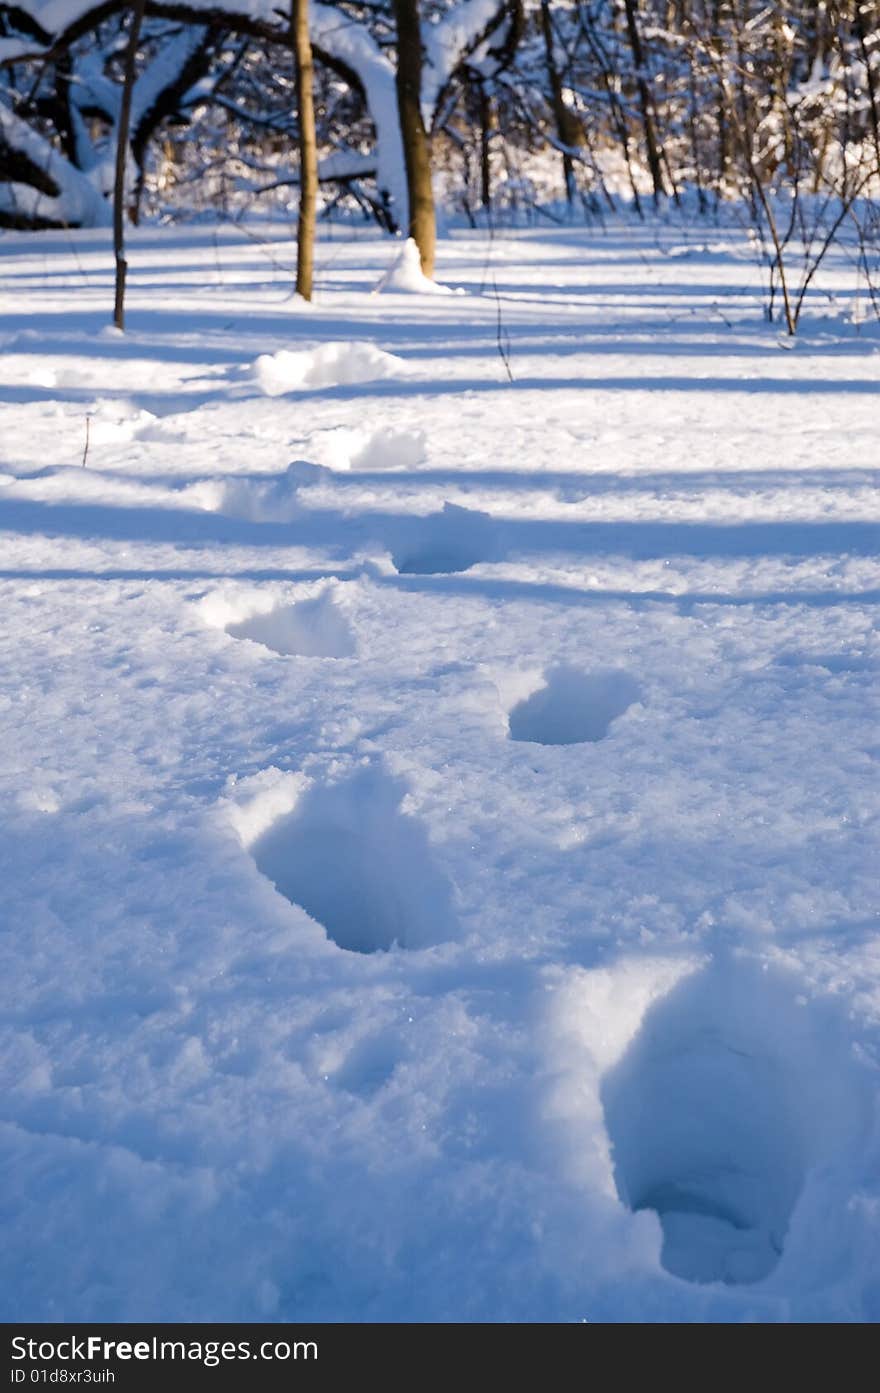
[508,666,641,746]
[391,503,497,576]
[601,959,871,1286]
[226,590,356,659]
[249,767,458,953]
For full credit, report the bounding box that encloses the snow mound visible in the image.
[188,462,329,523]
[87,399,158,445]
[350,426,427,471]
[249,767,459,953]
[252,342,408,396]
[374,239,454,295]
[508,668,642,746]
[321,425,427,472]
[601,960,871,1286]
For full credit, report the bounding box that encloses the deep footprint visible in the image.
[508,667,641,745]
[392,503,496,575]
[601,960,868,1286]
[250,768,457,952]
[227,592,355,658]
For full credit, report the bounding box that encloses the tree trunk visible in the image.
[392,0,435,276]
[622,0,666,202]
[113,0,148,331]
[540,0,582,203]
[479,83,493,209]
[854,0,880,181]
[292,0,317,300]
[580,7,642,214]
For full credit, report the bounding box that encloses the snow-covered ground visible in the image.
[1,217,878,1322]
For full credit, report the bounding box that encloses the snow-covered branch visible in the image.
[0,90,111,224]
[423,0,522,127]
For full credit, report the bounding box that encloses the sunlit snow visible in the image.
[1,220,878,1322]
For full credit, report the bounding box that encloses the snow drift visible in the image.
[252,342,409,396]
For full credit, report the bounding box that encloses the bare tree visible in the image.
[621,0,666,203]
[540,0,584,203]
[114,0,148,330]
[392,0,435,275]
[292,0,317,299]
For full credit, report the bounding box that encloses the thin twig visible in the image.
[493,274,514,383]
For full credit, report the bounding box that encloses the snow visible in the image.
[310,4,408,226]
[12,1,283,36]
[507,667,643,746]
[422,0,513,123]
[251,341,410,395]
[601,958,871,1286]
[130,26,209,135]
[7,3,408,226]
[0,97,111,229]
[0,216,879,1322]
[374,237,455,295]
[221,586,357,660]
[0,39,42,61]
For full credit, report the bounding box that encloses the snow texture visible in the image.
[0,218,878,1323]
